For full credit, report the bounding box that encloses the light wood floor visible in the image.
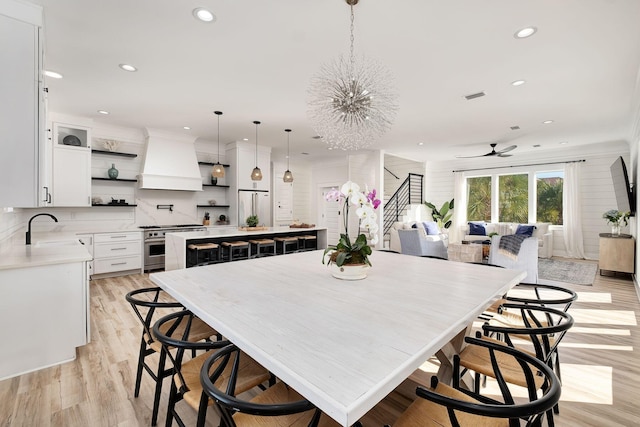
[1,262,639,426]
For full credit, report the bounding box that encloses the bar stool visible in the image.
[221,240,250,261]
[187,242,220,267]
[249,238,276,258]
[297,235,317,252]
[274,236,299,254]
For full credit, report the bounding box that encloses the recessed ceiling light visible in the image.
[44,70,63,79]
[193,7,216,23]
[511,80,526,86]
[242,138,249,141]
[97,110,110,115]
[183,126,191,130]
[312,135,323,140]
[533,144,541,148]
[417,142,424,146]
[119,63,137,72]
[514,26,537,39]
[327,147,333,150]
[301,152,310,155]
[559,141,568,145]
[542,120,554,124]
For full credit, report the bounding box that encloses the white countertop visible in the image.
[0,231,92,270]
[165,226,326,241]
[151,251,526,426]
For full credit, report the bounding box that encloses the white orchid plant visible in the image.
[322,181,381,267]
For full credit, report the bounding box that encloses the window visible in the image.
[465,169,564,225]
[498,174,528,223]
[536,171,563,225]
[467,176,491,221]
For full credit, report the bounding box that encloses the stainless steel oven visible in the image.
[141,225,206,271]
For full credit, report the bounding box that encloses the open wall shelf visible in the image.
[198,161,230,167]
[92,177,138,182]
[197,204,230,208]
[92,204,138,207]
[91,149,137,158]
[203,184,229,188]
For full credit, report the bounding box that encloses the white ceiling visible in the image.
[31,0,640,162]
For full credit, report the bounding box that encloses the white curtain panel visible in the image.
[451,172,466,243]
[563,162,586,258]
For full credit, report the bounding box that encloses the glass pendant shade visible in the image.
[211,163,225,178]
[251,120,262,181]
[211,111,225,178]
[282,128,293,182]
[252,166,263,181]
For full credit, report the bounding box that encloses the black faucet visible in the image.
[26,213,58,245]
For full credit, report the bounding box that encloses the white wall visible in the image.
[426,141,632,260]
[383,153,425,201]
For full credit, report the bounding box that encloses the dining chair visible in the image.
[153,311,272,427]
[390,336,561,427]
[199,343,341,427]
[125,287,218,426]
[455,304,574,426]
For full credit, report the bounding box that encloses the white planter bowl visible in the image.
[330,263,369,280]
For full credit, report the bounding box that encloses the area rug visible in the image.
[538,259,597,286]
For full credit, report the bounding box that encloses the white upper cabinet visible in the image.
[51,122,91,206]
[0,1,43,208]
[231,143,271,192]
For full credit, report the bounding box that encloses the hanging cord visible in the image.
[349,4,355,74]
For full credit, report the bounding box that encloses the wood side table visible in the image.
[448,242,483,263]
[598,233,635,274]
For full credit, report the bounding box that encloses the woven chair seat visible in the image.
[393,380,508,427]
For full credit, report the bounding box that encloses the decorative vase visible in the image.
[211,175,217,185]
[108,163,119,179]
[611,225,621,236]
[330,263,369,280]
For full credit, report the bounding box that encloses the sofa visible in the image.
[460,222,553,258]
[397,229,449,259]
[488,235,539,284]
[389,221,448,254]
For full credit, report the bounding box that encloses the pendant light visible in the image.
[211,111,225,178]
[251,120,263,181]
[282,129,294,182]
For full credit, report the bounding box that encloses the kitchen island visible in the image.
[164,226,327,270]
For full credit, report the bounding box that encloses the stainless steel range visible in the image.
[141,224,206,271]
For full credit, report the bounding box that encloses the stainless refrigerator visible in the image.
[238,190,271,226]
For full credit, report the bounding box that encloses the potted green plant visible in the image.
[424,199,454,230]
[246,215,259,227]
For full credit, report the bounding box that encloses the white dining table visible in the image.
[150,250,526,426]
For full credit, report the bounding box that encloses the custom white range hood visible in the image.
[138,128,202,191]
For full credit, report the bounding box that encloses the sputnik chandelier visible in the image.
[307,0,397,151]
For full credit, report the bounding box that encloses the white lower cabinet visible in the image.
[92,231,142,276]
[0,261,89,380]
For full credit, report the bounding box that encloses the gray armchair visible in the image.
[397,229,448,259]
[488,235,538,284]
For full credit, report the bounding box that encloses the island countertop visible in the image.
[164,226,327,270]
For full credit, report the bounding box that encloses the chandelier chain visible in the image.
[349,5,355,76]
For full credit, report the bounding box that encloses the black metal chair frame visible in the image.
[152,310,229,427]
[126,287,184,426]
[456,304,573,427]
[421,336,561,427]
[199,343,322,427]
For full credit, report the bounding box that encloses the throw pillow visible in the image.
[422,221,440,235]
[468,222,486,236]
[515,224,536,237]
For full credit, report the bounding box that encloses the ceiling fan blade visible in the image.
[496,144,517,154]
[497,153,513,157]
[454,154,488,158]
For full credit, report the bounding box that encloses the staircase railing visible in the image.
[383,173,423,236]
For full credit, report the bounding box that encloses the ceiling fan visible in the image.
[456,143,517,158]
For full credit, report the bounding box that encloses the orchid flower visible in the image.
[325,188,344,202]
